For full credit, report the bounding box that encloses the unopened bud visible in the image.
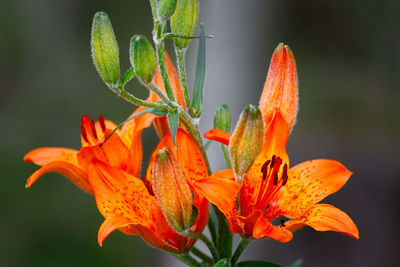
[229,105,264,183]
[152,147,193,232]
[157,0,178,23]
[129,34,157,84]
[170,0,198,50]
[91,11,120,86]
[214,104,231,133]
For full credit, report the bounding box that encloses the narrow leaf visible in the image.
[238,260,282,267]
[208,203,218,245]
[120,67,135,87]
[167,109,179,144]
[214,258,229,267]
[192,23,206,117]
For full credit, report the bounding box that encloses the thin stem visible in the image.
[110,86,168,110]
[147,82,176,107]
[156,42,176,102]
[176,48,192,112]
[184,231,219,262]
[172,252,202,267]
[190,247,213,265]
[215,206,233,259]
[230,238,251,267]
[221,144,232,169]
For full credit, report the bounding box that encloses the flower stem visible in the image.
[190,247,214,265]
[176,48,192,112]
[230,238,251,266]
[215,207,233,259]
[156,42,176,102]
[185,231,219,262]
[172,252,202,267]
[221,144,232,169]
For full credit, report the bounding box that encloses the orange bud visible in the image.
[152,147,193,231]
[229,105,264,183]
[259,43,298,131]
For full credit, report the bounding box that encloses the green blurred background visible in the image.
[1,0,399,266]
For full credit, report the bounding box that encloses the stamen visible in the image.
[280,219,286,227]
[270,155,276,169]
[261,160,270,173]
[98,115,106,132]
[282,164,288,186]
[142,176,154,196]
[273,171,278,185]
[274,156,282,170]
[90,119,98,140]
[80,123,89,143]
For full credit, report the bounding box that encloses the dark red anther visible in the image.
[98,115,106,132]
[80,123,89,143]
[282,164,288,186]
[262,170,268,180]
[90,119,98,140]
[142,176,154,196]
[274,157,282,170]
[261,160,270,173]
[270,155,276,169]
[273,171,278,185]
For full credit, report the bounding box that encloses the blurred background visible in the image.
[1,0,399,266]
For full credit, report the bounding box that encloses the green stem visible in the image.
[111,86,168,110]
[185,231,219,262]
[191,247,213,265]
[176,49,192,112]
[156,42,176,102]
[230,238,251,267]
[147,82,176,107]
[172,252,202,267]
[215,207,233,259]
[221,144,232,169]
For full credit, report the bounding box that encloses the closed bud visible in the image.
[170,0,198,50]
[229,105,264,183]
[214,104,231,133]
[157,0,178,24]
[129,34,157,84]
[91,11,120,86]
[152,147,193,232]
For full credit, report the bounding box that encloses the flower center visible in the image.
[80,115,107,146]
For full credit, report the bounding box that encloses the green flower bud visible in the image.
[157,0,178,24]
[170,0,198,50]
[91,11,120,86]
[229,105,264,183]
[129,34,157,84]
[214,104,232,133]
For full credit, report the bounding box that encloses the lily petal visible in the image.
[284,204,359,239]
[253,215,293,242]
[204,129,231,146]
[25,160,91,193]
[98,216,134,246]
[277,159,352,218]
[259,44,298,130]
[24,147,78,166]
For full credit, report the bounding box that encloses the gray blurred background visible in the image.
[1,0,399,266]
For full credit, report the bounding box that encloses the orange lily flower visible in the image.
[201,43,359,242]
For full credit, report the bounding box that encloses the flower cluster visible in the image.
[24,1,358,266]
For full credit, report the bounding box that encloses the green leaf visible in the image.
[167,109,179,144]
[214,258,229,267]
[237,260,282,267]
[120,67,135,87]
[289,259,303,267]
[192,23,206,117]
[208,203,218,245]
[213,104,231,132]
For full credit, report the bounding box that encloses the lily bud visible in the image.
[229,105,264,183]
[259,43,298,131]
[91,11,120,86]
[157,0,178,24]
[214,104,231,133]
[152,147,193,232]
[129,34,157,84]
[170,0,198,50]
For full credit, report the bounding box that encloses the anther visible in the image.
[280,219,286,227]
[274,157,282,170]
[282,164,288,186]
[273,171,278,185]
[270,155,276,169]
[261,160,270,173]
[90,119,98,140]
[142,176,154,196]
[98,115,106,132]
[80,123,89,143]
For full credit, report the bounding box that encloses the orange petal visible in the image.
[25,161,92,194]
[98,216,134,246]
[277,159,352,219]
[176,129,208,184]
[259,44,298,130]
[210,169,235,181]
[194,176,242,233]
[284,204,359,239]
[204,129,231,146]
[88,161,156,229]
[24,147,78,166]
[253,215,293,242]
